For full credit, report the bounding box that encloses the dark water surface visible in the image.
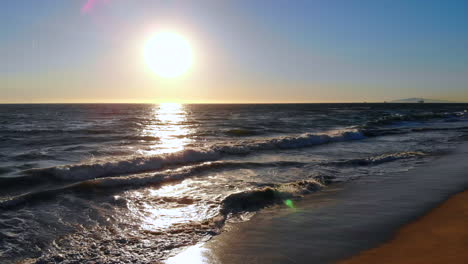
[0,103,467,263]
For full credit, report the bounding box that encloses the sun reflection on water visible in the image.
[141,103,193,154]
[126,181,220,231]
[165,243,211,264]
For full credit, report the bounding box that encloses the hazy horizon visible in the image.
[0,97,466,104]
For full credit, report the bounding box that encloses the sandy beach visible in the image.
[339,190,468,264]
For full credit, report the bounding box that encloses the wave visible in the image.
[0,128,164,143]
[14,130,364,183]
[216,151,431,217]
[0,187,66,210]
[362,124,468,137]
[224,129,260,137]
[330,151,426,166]
[214,130,365,154]
[11,152,56,161]
[0,160,309,210]
[364,111,465,128]
[410,126,468,132]
[0,128,117,136]
[362,128,408,137]
[22,149,220,181]
[0,150,430,210]
[220,180,323,215]
[5,111,464,185]
[1,140,432,208]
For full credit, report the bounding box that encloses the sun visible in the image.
[144,32,193,78]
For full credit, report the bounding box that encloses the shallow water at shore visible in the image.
[190,142,468,264]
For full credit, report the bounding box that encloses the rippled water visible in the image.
[0,103,467,263]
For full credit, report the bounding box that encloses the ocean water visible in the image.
[0,103,467,263]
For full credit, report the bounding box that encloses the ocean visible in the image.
[1,103,467,263]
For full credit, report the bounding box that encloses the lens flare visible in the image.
[284,199,295,209]
[81,0,109,13]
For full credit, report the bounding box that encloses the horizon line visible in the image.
[0,101,466,105]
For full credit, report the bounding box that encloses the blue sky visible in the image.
[1,0,467,103]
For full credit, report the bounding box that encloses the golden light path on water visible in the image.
[126,180,219,230]
[141,103,193,155]
[130,104,298,263]
[127,103,217,233]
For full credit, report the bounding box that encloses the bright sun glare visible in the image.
[144,32,193,78]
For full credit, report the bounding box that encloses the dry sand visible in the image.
[339,190,468,264]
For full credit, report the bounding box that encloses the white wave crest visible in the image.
[22,129,365,182]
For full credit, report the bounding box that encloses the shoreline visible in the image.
[338,190,468,264]
[166,141,468,264]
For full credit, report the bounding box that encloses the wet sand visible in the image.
[339,190,468,264]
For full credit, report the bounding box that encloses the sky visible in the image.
[1,0,468,103]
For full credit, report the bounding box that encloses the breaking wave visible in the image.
[5,110,464,187]
[220,180,323,215]
[213,130,365,154]
[0,148,432,211]
[21,149,220,181]
[0,160,310,210]
[14,130,365,183]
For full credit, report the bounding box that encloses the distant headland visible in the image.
[391,98,456,103]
